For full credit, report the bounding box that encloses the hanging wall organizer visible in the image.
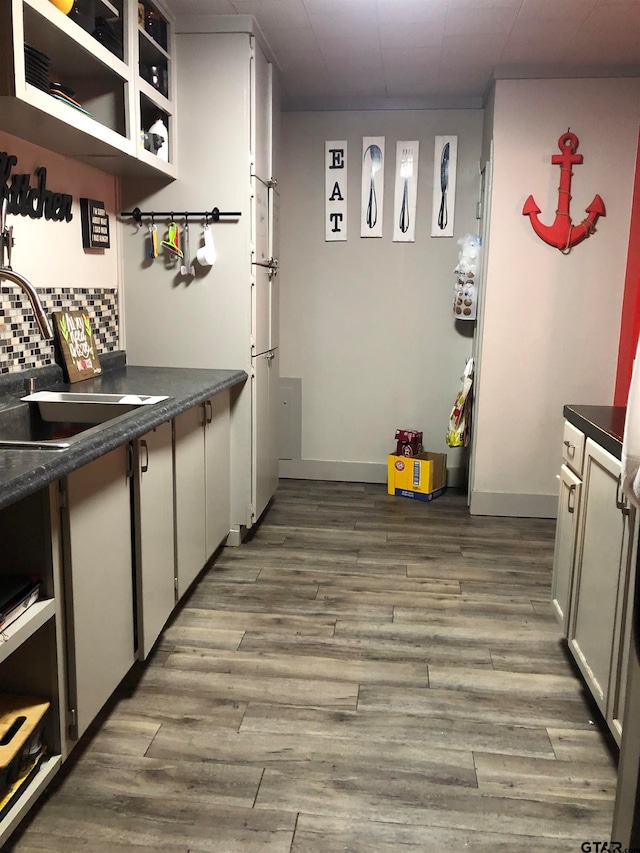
[120,207,240,272]
[120,206,242,224]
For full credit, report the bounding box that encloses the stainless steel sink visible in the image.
[22,391,169,424]
[0,391,168,450]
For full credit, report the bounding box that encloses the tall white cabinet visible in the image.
[121,18,279,539]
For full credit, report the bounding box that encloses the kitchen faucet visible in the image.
[0,198,54,340]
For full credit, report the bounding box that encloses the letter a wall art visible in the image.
[325,141,347,241]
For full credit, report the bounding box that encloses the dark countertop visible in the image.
[0,363,247,511]
[564,404,626,459]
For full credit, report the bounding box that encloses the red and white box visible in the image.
[394,429,423,457]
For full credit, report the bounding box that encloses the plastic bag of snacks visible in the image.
[446,358,474,447]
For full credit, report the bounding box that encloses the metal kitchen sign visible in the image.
[0,151,73,222]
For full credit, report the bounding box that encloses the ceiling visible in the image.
[163,0,640,110]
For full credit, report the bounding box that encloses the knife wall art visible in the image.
[431,135,458,238]
[325,140,347,241]
[393,141,419,243]
[361,137,385,238]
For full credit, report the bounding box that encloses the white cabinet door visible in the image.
[251,37,272,182]
[134,423,175,660]
[551,463,582,633]
[253,262,271,357]
[174,405,206,600]
[609,507,638,741]
[253,349,280,522]
[269,186,280,351]
[568,439,629,725]
[62,446,134,742]
[205,391,231,556]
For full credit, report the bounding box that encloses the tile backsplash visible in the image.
[0,287,119,373]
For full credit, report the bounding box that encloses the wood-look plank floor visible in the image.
[8,481,618,852]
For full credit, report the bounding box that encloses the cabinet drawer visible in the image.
[562,421,585,475]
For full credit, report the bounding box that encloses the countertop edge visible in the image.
[563,404,626,460]
[0,366,247,512]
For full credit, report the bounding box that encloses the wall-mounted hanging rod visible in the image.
[120,206,242,224]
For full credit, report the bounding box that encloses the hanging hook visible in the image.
[132,207,142,225]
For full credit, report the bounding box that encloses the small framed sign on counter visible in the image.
[80,198,110,249]
[53,310,102,383]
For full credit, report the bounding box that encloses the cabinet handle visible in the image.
[563,440,575,454]
[567,482,576,514]
[205,400,213,424]
[616,476,631,515]
[126,443,134,479]
[140,439,149,473]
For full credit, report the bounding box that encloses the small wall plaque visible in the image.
[53,310,102,383]
[80,198,110,248]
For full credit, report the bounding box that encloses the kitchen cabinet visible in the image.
[553,427,638,745]
[551,463,582,633]
[58,445,135,744]
[0,489,64,848]
[122,22,280,540]
[0,0,176,177]
[174,403,207,599]
[204,391,231,558]
[0,368,240,844]
[174,392,231,599]
[132,421,175,660]
[253,347,279,521]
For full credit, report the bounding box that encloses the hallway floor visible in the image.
[9,480,617,851]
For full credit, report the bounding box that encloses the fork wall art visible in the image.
[393,141,419,243]
[361,137,385,238]
[431,136,458,238]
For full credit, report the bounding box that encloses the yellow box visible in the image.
[387,451,447,502]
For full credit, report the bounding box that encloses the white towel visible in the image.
[622,336,640,506]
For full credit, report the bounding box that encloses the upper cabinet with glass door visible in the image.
[0,0,176,178]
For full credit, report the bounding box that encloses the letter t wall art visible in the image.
[325,141,347,241]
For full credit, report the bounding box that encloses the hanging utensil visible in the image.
[364,144,382,229]
[399,148,413,234]
[180,215,191,275]
[438,142,450,231]
[148,216,158,259]
[160,220,183,258]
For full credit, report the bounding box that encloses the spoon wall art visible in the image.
[361,136,385,238]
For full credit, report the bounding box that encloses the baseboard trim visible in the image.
[279,459,387,482]
[226,525,247,547]
[470,490,558,518]
[278,459,466,488]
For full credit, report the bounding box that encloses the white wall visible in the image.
[279,109,483,483]
[471,78,640,517]
[0,130,120,371]
[0,131,119,294]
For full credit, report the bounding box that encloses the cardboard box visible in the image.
[387,451,447,502]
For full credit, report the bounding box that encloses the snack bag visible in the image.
[446,358,474,447]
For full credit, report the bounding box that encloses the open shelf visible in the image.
[0,755,62,847]
[1,0,176,177]
[0,600,56,667]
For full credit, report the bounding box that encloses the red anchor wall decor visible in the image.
[522,131,605,253]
